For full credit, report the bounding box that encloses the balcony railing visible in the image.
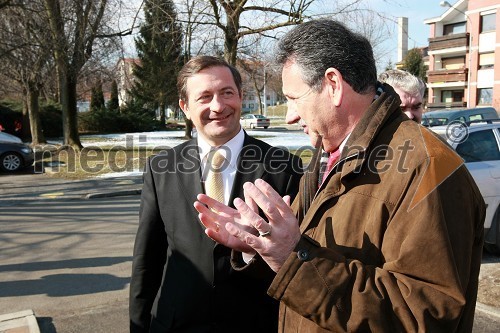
[427,101,467,110]
[427,68,468,84]
[428,32,469,51]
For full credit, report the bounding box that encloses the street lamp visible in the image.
[440,0,472,107]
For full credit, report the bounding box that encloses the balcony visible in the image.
[427,101,467,110]
[427,68,468,84]
[428,33,469,51]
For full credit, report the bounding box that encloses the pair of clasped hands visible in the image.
[194,179,301,272]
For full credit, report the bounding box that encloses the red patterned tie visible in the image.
[321,149,341,184]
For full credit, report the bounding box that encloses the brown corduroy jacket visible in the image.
[267,85,485,332]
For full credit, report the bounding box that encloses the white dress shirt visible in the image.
[198,128,245,205]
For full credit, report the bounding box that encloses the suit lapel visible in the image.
[176,139,204,218]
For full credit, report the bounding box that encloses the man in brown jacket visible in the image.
[195,19,485,332]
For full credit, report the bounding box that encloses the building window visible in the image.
[242,103,247,108]
[480,13,496,33]
[479,53,495,69]
[477,88,493,105]
[249,103,254,109]
[442,56,465,70]
[443,21,466,35]
[442,90,464,103]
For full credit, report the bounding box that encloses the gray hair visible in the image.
[275,19,377,94]
[378,69,426,97]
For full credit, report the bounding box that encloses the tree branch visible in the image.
[242,6,303,20]
[236,20,303,39]
[209,0,225,32]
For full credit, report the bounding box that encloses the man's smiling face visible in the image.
[180,65,242,146]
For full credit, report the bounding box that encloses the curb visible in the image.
[0,309,40,333]
[476,302,500,319]
[84,189,142,199]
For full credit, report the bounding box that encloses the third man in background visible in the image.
[379,69,426,123]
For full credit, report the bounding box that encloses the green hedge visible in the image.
[0,100,63,138]
[78,104,162,133]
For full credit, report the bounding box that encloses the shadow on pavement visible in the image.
[0,256,132,272]
[37,317,57,333]
[0,273,129,297]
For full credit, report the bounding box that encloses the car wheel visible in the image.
[250,123,255,129]
[264,126,269,129]
[1,152,23,172]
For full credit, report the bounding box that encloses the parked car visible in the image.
[422,107,498,127]
[0,131,23,143]
[0,132,34,172]
[240,114,270,129]
[430,120,500,254]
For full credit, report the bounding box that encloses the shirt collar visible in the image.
[198,127,245,167]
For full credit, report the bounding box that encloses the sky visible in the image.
[121,0,452,72]
[375,0,449,68]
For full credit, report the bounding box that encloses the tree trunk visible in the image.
[21,94,31,141]
[184,117,193,139]
[27,82,47,145]
[224,29,238,65]
[159,102,166,128]
[60,71,83,150]
[223,4,240,66]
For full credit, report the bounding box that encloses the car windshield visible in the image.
[254,115,266,119]
[422,117,449,126]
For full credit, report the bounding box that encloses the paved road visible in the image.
[0,172,500,332]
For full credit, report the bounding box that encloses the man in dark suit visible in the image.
[129,56,303,332]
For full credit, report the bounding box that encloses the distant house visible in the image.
[237,60,284,115]
[116,58,141,106]
[115,58,177,119]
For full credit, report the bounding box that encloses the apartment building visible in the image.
[424,0,499,111]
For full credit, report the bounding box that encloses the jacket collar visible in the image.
[324,84,401,185]
[298,84,401,232]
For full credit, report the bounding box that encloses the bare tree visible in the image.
[0,1,50,144]
[173,0,314,65]
[172,0,395,116]
[236,35,274,115]
[42,0,101,149]
[42,0,131,150]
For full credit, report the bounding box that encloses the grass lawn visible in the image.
[36,144,313,179]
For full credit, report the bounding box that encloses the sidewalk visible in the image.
[1,171,499,332]
[0,173,143,205]
[0,310,40,333]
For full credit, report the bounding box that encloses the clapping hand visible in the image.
[195,179,301,272]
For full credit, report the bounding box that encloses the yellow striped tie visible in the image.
[205,150,225,203]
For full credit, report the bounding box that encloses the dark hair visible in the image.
[177,55,242,101]
[275,19,377,94]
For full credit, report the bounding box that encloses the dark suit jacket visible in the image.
[130,134,303,333]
